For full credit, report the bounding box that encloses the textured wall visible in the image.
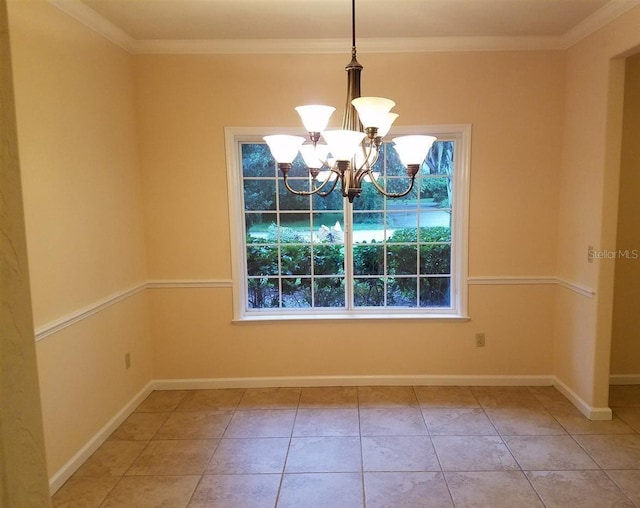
[554,4,640,407]
[138,50,564,380]
[611,52,640,376]
[0,0,50,504]
[7,0,152,478]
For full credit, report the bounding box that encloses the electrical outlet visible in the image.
[125,352,131,370]
[475,333,486,347]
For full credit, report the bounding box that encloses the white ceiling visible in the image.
[51,0,640,53]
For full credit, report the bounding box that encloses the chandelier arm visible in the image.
[354,143,380,178]
[366,172,418,199]
[281,173,338,196]
[316,172,341,197]
[340,168,350,198]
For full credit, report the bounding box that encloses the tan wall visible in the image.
[138,52,564,279]
[555,5,640,406]
[0,0,50,504]
[138,51,564,380]
[7,0,152,477]
[149,285,556,379]
[610,52,640,376]
[35,293,151,474]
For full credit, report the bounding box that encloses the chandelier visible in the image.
[264,0,436,203]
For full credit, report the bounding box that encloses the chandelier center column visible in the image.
[342,51,362,132]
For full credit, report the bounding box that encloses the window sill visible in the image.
[232,312,470,324]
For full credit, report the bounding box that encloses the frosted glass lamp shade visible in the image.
[322,130,366,161]
[377,113,399,138]
[263,135,305,164]
[295,105,336,133]
[351,97,396,129]
[300,143,329,169]
[392,135,437,166]
[316,170,338,183]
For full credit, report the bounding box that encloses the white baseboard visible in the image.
[151,374,555,390]
[48,381,154,495]
[610,374,640,385]
[552,376,612,421]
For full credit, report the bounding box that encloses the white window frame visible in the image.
[225,124,471,322]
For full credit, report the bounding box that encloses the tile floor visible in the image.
[51,385,640,507]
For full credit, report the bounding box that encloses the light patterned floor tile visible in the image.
[51,385,640,507]
[237,387,301,409]
[298,386,358,408]
[362,436,440,472]
[206,437,288,474]
[126,439,217,476]
[503,435,598,470]
[136,391,190,413]
[285,436,362,473]
[613,407,640,433]
[445,471,544,508]
[526,470,634,508]
[175,389,245,412]
[101,475,200,508]
[606,469,640,506]
[73,441,148,478]
[364,471,453,508]
[154,410,232,439]
[527,386,570,407]
[422,408,497,435]
[358,386,418,407]
[414,386,480,408]
[51,476,119,508]
[486,407,566,435]
[108,412,171,441]
[431,435,519,471]
[554,413,635,435]
[471,387,543,409]
[277,473,364,508]
[224,409,296,438]
[188,474,280,508]
[360,407,428,436]
[292,408,360,437]
[574,434,640,469]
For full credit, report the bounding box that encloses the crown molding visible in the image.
[134,36,564,55]
[48,0,136,52]
[46,0,640,54]
[560,0,640,48]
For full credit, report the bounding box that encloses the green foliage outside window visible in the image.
[241,139,455,311]
[247,225,450,309]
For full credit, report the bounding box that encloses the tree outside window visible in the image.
[240,138,456,312]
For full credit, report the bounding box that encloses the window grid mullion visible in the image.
[344,199,354,310]
[309,184,316,308]
[275,171,284,309]
[383,151,389,307]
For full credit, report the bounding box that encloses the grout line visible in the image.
[521,467,550,507]
[356,387,367,508]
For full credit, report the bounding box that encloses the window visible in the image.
[226,125,470,321]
